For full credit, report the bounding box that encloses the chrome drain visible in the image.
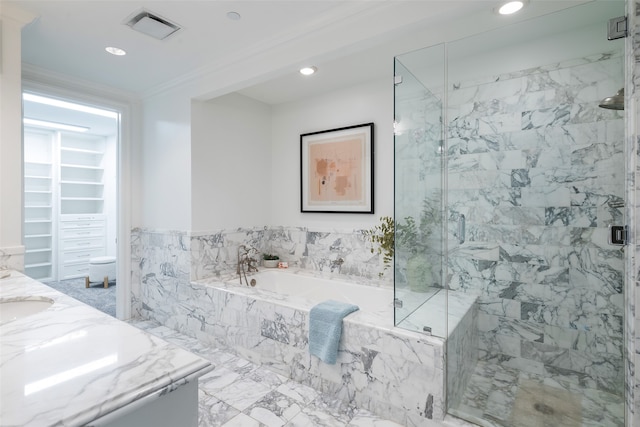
[533,402,554,415]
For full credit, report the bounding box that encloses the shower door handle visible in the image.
[457,215,465,245]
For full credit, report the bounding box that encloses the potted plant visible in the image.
[262,253,280,268]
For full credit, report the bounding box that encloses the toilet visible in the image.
[86,256,116,289]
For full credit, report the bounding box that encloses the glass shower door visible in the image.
[393,44,446,337]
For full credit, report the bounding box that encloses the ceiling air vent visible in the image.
[126,10,181,40]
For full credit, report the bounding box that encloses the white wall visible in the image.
[270,77,394,229]
[140,90,191,230]
[191,93,272,231]
[105,134,117,256]
[0,5,36,270]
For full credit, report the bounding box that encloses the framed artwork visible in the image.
[300,122,374,213]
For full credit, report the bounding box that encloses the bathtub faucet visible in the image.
[237,245,259,286]
[330,257,344,273]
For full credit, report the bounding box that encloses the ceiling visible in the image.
[9,0,606,135]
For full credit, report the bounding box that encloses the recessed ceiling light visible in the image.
[227,11,241,21]
[300,66,317,76]
[497,1,525,15]
[105,46,126,56]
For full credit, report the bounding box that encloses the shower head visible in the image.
[599,88,624,110]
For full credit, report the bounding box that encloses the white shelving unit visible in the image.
[58,134,107,279]
[24,129,114,281]
[23,131,55,281]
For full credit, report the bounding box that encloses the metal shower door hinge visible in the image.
[394,75,403,85]
[609,225,628,246]
[608,16,627,40]
[394,298,403,308]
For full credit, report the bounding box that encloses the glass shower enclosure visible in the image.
[393,44,447,337]
[394,1,626,426]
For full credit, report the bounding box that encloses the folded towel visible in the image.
[309,300,359,364]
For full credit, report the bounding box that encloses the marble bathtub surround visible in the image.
[133,255,478,425]
[128,318,418,427]
[0,270,212,426]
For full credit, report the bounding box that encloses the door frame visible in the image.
[22,73,136,320]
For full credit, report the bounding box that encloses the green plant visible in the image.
[365,200,440,279]
[262,253,279,260]
[364,216,395,276]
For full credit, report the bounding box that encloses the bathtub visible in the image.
[233,270,393,323]
[149,269,477,425]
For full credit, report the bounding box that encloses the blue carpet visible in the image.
[45,277,116,317]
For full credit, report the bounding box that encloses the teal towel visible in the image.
[309,300,359,364]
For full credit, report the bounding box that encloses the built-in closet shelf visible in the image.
[60,147,103,154]
[23,129,57,282]
[24,161,52,166]
[26,248,53,253]
[60,164,102,170]
[24,127,113,281]
[25,262,53,268]
[60,181,103,185]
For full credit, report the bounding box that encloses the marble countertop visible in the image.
[0,270,212,426]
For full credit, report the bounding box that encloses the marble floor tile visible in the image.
[198,391,240,426]
[213,377,274,411]
[222,413,266,426]
[275,381,319,406]
[199,367,242,394]
[348,409,406,427]
[243,390,303,427]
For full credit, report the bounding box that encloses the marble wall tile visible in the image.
[189,226,391,286]
[629,1,639,425]
[447,51,626,399]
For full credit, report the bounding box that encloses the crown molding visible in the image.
[0,2,37,27]
[22,63,140,104]
[141,2,394,100]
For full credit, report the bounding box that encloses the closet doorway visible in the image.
[22,92,119,317]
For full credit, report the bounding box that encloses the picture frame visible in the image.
[300,122,374,213]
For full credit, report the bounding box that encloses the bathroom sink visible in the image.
[0,297,54,324]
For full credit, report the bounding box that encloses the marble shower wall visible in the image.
[446,52,626,396]
[630,0,639,424]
